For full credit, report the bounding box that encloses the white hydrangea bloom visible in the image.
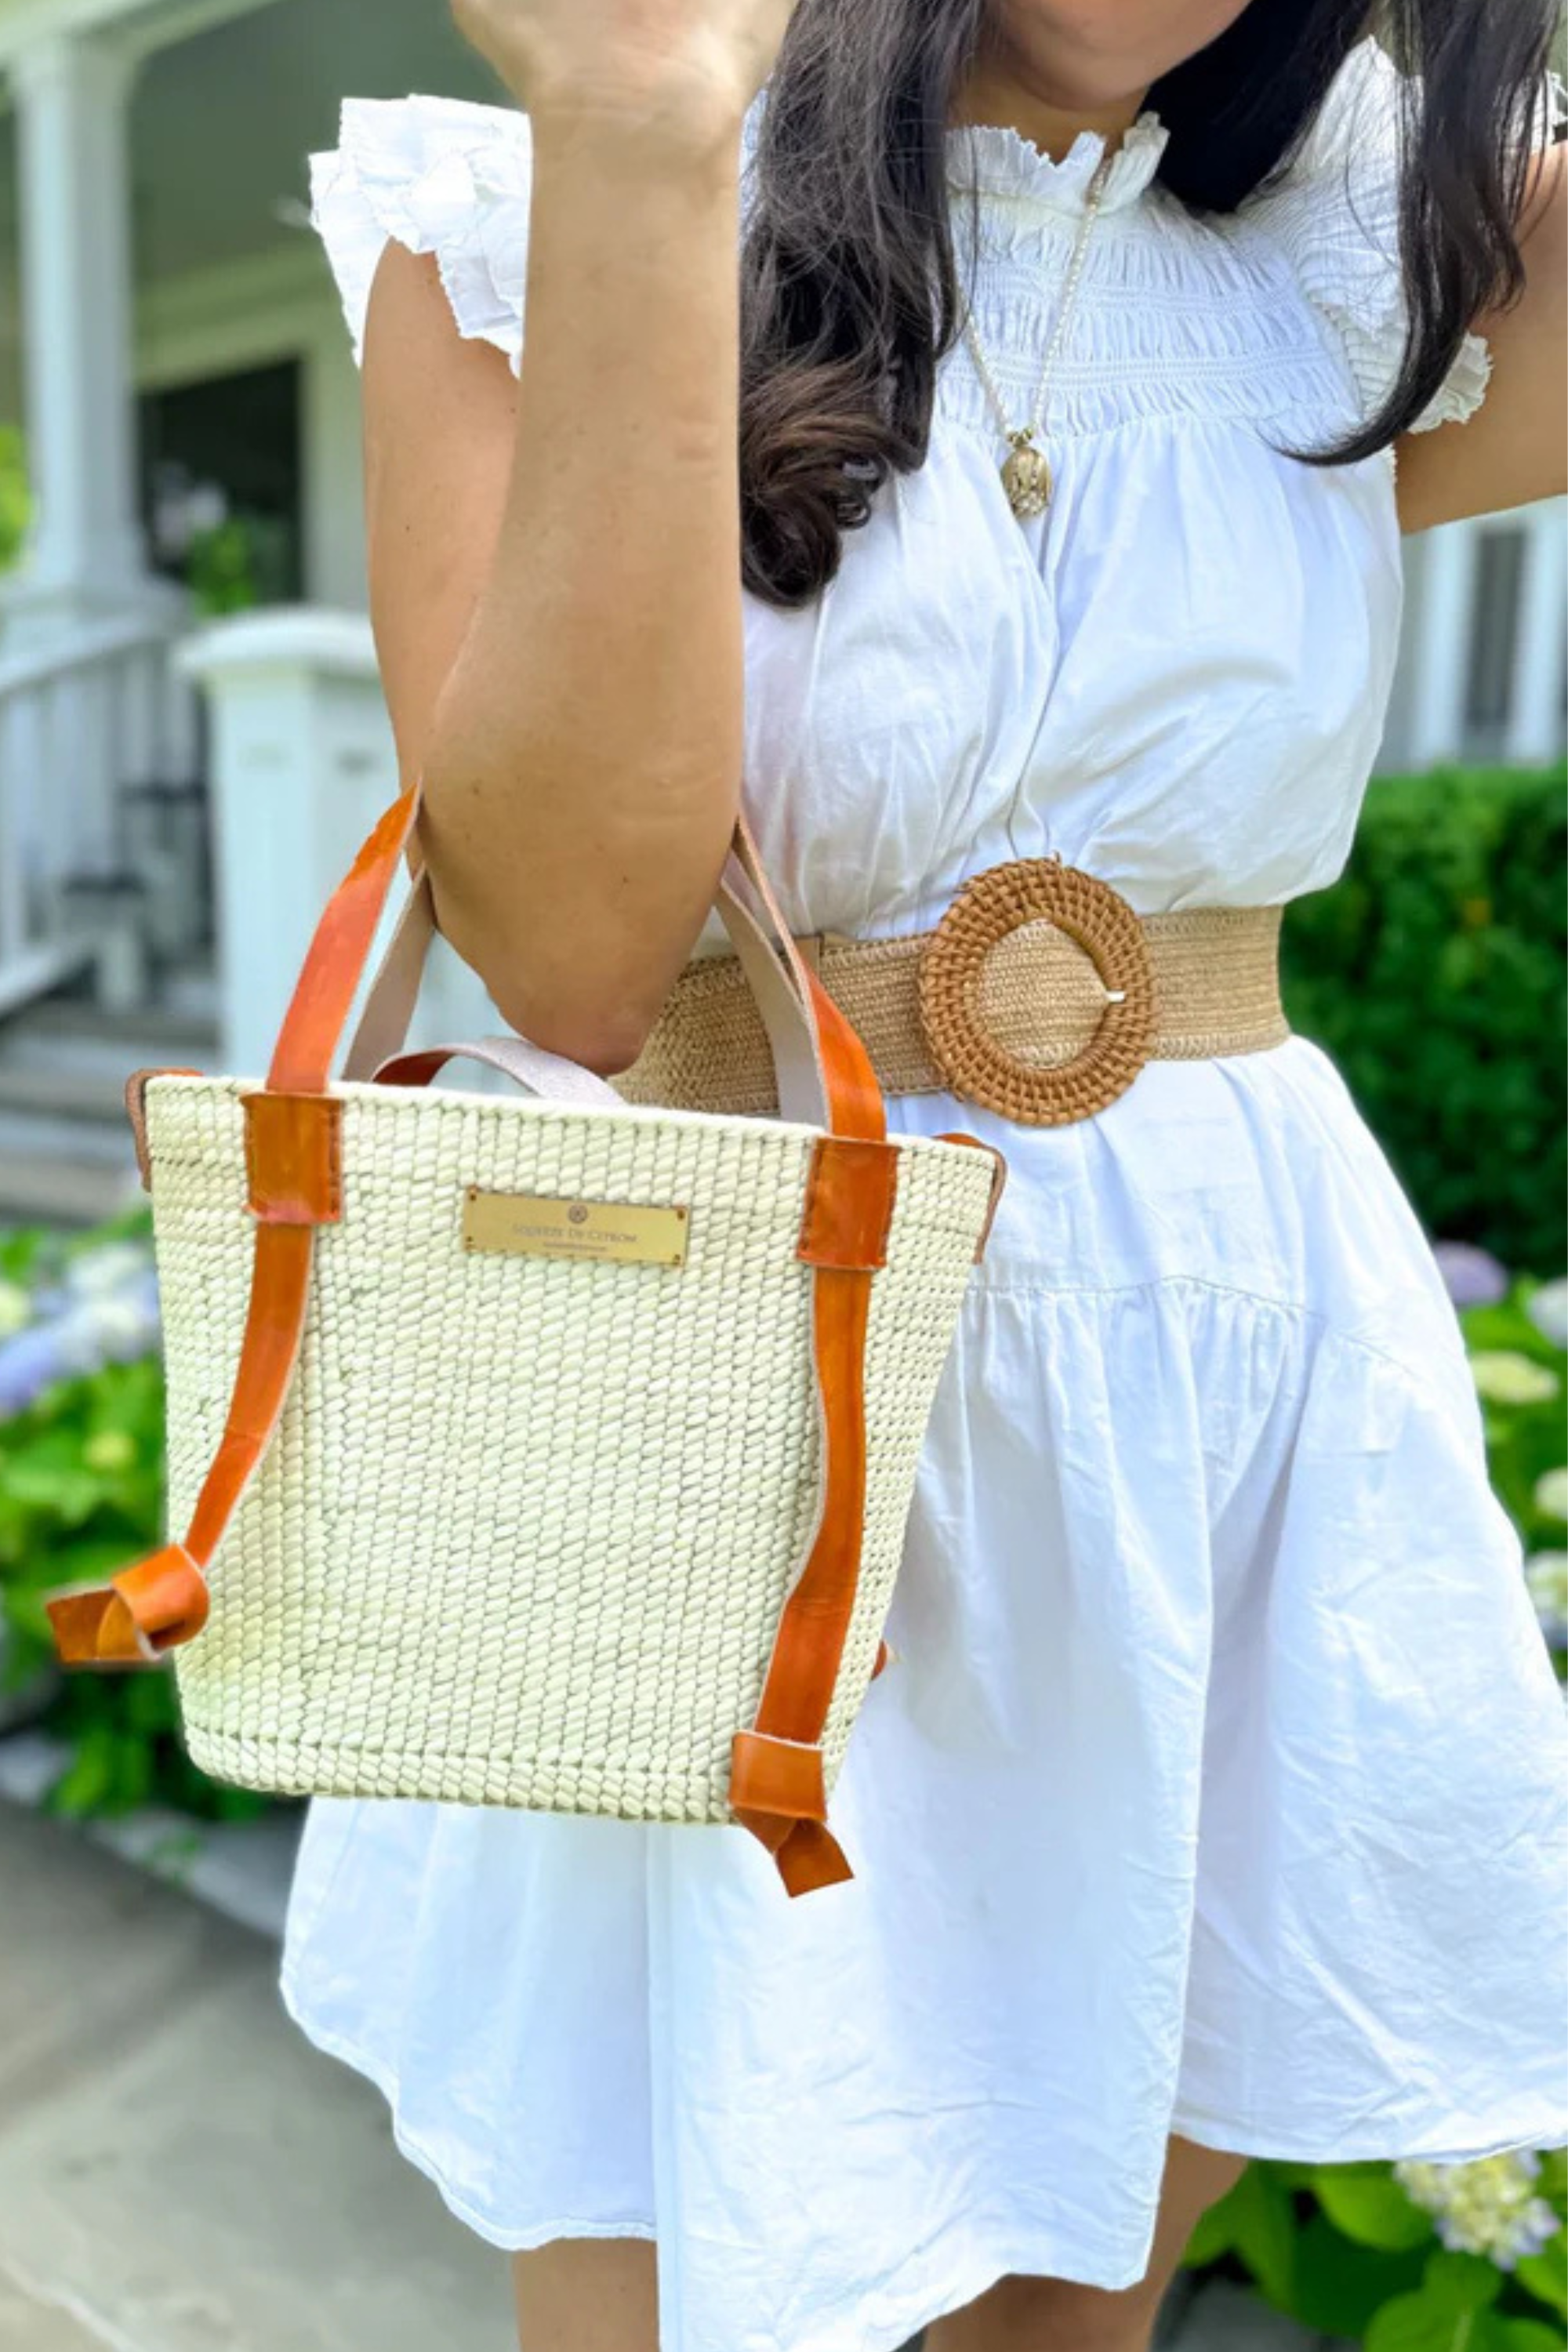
[1471,1352,1561,1406]
[1526,1279,1568,1352]
[65,1242,154,1300]
[1395,2153,1561,2268]
[1525,1553,1568,1643]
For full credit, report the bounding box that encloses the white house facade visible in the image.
[0,0,1561,1218]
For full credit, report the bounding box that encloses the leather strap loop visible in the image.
[798,1136,900,1272]
[243,1093,344,1225]
[731,1728,829,1824]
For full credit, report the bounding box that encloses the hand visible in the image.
[452,0,793,134]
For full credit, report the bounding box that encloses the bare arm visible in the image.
[1397,141,1567,534]
[361,74,763,1073]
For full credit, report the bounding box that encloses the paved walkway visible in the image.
[0,1802,513,2352]
[0,1798,1325,2352]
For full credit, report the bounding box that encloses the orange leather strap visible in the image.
[49,785,901,1907]
[727,967,899,1895]
[47,792,423,1672]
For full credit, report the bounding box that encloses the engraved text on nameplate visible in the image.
[462,1189,690,1267]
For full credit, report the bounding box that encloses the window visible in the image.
[139,361,303,612]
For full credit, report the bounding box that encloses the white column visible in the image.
[1404,519,1479,771]
[303,325,370,612]
[1,33,173,644]
[1507,499,1568,766]
[177,609,502,1078]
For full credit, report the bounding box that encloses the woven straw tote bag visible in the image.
[47,782,1007,1896]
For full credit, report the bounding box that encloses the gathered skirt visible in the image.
[281,1037,1568,2352]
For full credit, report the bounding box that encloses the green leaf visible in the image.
[107,1730,154,1814]
[1266,2162,1323,2192]
[1181,2180,1240,2269]
[1516,2237,1568,2320]
[36,1535,135,1586]
[1317,2164,1438,2252]
[1287,2213,1431,2338]
[1225,2164,1298,2308]
[45,1724,121,1818]
[0,1227,47,1282]
[1366,2295,1508,2352]
[4,1427,104,1525]
[1495,2321,1566,2352]
[1425,2253,1504,2314]
[0,1487,31,1555]
[207,1784,276,1825]
[119,1669,178,1740]
[1280,761,1566,1272]
[0,1592,57,1687]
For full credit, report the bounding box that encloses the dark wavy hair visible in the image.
[739,0,1561,608]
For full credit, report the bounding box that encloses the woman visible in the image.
[285,2,1568,2347]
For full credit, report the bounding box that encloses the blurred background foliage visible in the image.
[0,426,32,572]
[1283,762,1566,1274]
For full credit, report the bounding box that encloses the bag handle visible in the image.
[344,818,839,1129]
[343,792,880,1134]
[371,1033,630,1105]
[47,781,909,1901]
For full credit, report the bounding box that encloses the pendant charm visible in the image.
[1001,431,1053,521]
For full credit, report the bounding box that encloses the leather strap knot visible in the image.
[730,1730,855,1895]
[46,1543,209,1668]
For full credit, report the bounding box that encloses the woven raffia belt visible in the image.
[612,857,1291,1127]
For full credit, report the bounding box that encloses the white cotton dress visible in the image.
[282,39,1568,2352]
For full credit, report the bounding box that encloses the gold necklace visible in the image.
[959,145,1116,520]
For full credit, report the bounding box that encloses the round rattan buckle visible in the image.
[916,858,1157,1127]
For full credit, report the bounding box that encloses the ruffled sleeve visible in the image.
[308,93,533,374]
[1248,37,1566,435]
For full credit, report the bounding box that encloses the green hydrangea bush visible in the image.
[0,1211,269,1820]
[1280,763,1566,1278]
[1186,2152,1567,2350]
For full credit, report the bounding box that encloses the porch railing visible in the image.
[0,612,201,1019]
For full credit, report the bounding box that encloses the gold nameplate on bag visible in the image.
[462,1189,690,1268]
